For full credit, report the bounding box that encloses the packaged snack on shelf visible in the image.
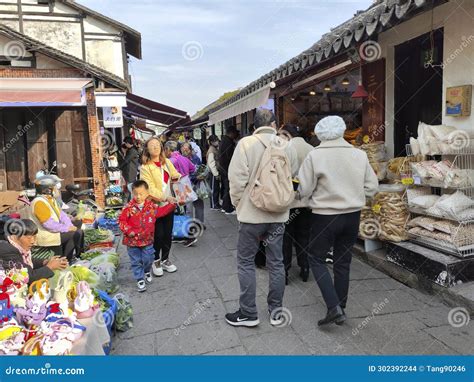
[360,142,387,162]
[373,187,409,242]
[406,187,432,205]
[370,161,388,181]
[409,195,440,209]
[359,201,379,240]
[434,191,474,217]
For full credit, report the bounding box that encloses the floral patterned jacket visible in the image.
[118,199,159,247]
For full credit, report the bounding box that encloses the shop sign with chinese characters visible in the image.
[103,106,123,128]
[362,59,385,142]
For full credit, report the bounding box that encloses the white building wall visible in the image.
[441,2,474,131]
[0,0,128,81]
[378,1,473,158]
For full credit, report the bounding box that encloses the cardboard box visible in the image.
[446,85,472,117]
[0,191,21,213]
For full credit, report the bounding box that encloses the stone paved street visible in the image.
[111,207,472,355]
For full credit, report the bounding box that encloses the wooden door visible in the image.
[53,110,75,186]
[26,110,48,185]
[1,110,26,190]
[71,109,92,183]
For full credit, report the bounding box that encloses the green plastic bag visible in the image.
[113,293,133,332]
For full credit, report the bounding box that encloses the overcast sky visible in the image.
[80,0,372,115]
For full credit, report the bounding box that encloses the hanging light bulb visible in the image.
[341,77,350,86]
[309,90,316,96]
[323,83,331,92]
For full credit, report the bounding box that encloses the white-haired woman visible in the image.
[298,116,378,326]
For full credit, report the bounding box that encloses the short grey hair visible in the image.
[181,142,192,151]
[164,140,178,152]
[254,109,276,128]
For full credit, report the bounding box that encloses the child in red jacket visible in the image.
[118,180,159,292]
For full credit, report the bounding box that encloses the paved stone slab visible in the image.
[204,255,238,277]
[112,333,155,355]
[409,306,455,328]
[424,324,473,354]
[241,329,311,355]
[154,320,241,355]
[203,346,247,355]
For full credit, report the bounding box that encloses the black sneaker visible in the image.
[225,309,259,327]
[183,237,198,247]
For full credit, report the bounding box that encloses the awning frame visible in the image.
[208,82,275,125]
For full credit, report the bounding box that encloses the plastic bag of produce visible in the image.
[113,293,133,332]
[50,264,101,289]
[89,253,120,269]
[195,181,210,200]
[90,262,119,294]
[84,229,114,246]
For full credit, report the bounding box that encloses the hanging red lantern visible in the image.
[351,81,369,98]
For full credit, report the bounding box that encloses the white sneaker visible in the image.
[144,272,153,284]
[152,260,164,277]
[162,259,177,273]
[268,309,285,326]
[137,280,146,292]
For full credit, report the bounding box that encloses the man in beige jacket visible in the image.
[225,109,297,328]
[298,116,378,327]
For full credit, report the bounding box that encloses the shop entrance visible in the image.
[394,28,444,156]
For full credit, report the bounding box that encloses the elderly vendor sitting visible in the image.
[0,218,68,283]
[31,176,83,261]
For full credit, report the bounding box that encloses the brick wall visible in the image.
[85,87,106,209]
[0,68,88,79]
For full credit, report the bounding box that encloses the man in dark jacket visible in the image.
[120,136,140,198]
[218,125,238,214]
[0,218,68,284]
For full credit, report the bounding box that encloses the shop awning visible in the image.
[0,78,92,107]
[124,93,189,126]
[95,92,128,107]
[208,82,275,125]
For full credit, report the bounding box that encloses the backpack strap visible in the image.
[247,134,270,188]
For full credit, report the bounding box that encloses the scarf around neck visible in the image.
[7,236,33,268]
